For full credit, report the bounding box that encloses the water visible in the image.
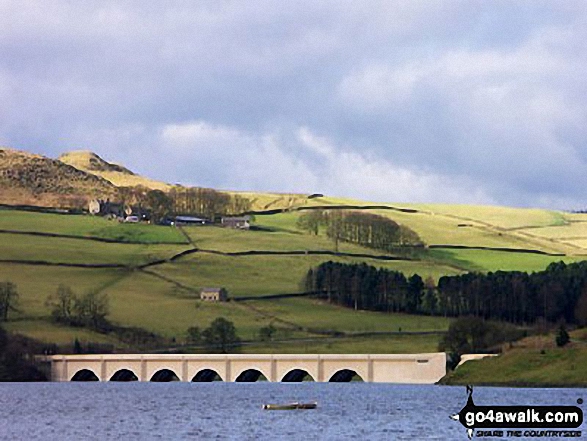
[0,383,585,440]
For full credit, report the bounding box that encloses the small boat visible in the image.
[262,402,317,410]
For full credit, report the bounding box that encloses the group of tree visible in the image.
[0,281,19,322]
[169,187,251,219]
[0,325,46,381]
[296,210,423,252]
[116,185,252,223]
[304,260,587,326]
[186,317,241,353]
[303,261,428,313]
[436,261,587,325]
[45,285,110,331]
[439,316,525,368]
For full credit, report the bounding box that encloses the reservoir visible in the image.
[0,383,584,440]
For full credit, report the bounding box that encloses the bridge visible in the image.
[42,353,446,383]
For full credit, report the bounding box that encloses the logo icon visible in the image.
[450,385,583,439]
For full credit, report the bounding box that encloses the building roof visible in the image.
[200,287,224,293]
[176,216,206,222]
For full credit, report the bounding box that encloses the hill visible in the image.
[1,146,587,386]
[0,147,118,207]
[59,150,171,191]
[441,330,587,387]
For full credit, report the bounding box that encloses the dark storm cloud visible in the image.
[0,1,586,208]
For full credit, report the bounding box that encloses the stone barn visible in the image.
[200,287,228,302]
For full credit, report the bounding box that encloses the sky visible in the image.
[1,1,586,209]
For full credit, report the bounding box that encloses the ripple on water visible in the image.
[0,383,585,440]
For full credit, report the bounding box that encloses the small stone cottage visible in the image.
[200,287,228,302]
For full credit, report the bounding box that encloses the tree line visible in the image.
[169,187,251,219]
[115,186,252,223]
[436,261,587,325]
[296,210,423,253]
[304,260,587,325]
[303,261,429,313]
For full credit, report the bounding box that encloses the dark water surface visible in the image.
[0,383,585,440]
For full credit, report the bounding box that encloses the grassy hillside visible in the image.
[0,209,187,243]
[58,150,172,191]
[0,148,118,207]
[0,203,582,356]
[2,148,587,370]
[443,331,587,386]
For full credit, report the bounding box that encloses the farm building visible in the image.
[200,287,228,302]
[174,215,208,226]
[221,216,250,229]
[88,199,150,221]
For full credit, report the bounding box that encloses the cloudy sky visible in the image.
[1,1,586,208]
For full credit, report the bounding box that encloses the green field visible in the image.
[101,270,295,340]
[0,264,125,317]
[2,201,586,357]
[0,232,189,266]
[0,209,187,243]
[241,334,440,355]
[428,248,579,273]
[182,224,388,255]
[247,297,450,333]
[444,346,587,386]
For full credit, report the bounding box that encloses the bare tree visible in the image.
[0,281,19,321]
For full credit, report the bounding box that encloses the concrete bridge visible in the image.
[42,353,446,383]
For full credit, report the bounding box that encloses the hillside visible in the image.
[0,147,118,207]
[1,146,587,384]
[442,331,587,386]
[59,150,172,191]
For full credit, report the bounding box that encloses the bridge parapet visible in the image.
[41,353,446,383]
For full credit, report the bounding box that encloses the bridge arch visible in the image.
[235,368,269,382]
[192,369,224,382]
[110,369,139,382]
[328,369,364,382]
[70,368,100,381]
[281,369,315,382]
[150,369,180,382]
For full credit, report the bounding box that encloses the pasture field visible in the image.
[0,264,125,318]
[428,248,579,273]
[100,270,293,340]
[2,203,586,355]
[0,209,187,243]
[409,203,565,229]
[150,253,462,299]
[241,334,440,355]
[445,346,587,386]
[183,224,387,255]
[3,320,119,346]
[246,297,450,333]
[253,206,572,255]
[0,232,189,266]
[253,212,300,232]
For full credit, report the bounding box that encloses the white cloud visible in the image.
[94,120,490,204]
[1,2,586,208]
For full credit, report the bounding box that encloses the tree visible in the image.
[74,291,110,330]
[296,210,325,235]
[325,210,344,252]
[186,326,201,344]
[145,189,173,223]
[574,287,587,326]
[439,317,508,368]
[555,324,570,347]
[46,284,76,323]
[0,281,19,321]
[202,317,241,353]
[258,323,277,341]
